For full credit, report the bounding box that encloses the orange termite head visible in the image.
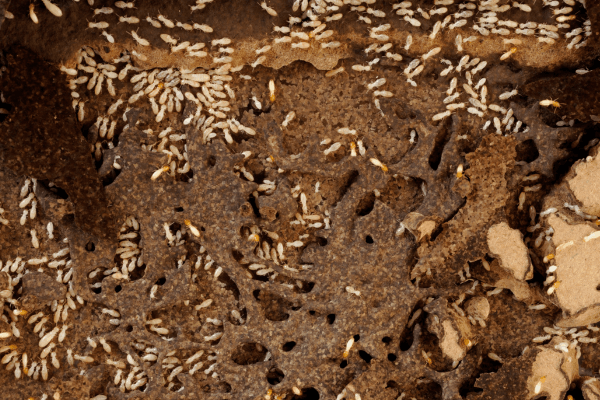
[269,79,275,102]
[184,219,191,226]
[553,281,561,289]
[540,99,561,108]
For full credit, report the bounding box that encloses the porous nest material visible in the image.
[0,1,600,400]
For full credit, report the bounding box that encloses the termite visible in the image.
[130,30,150,46]
[500,47,517,61]
[539,99,561,108]
[260,1,277,16]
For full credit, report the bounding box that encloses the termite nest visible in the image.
[1,0,600,399]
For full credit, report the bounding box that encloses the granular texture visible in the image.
[0,1,600,400]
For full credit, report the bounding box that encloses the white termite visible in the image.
[404,34,412,50]
[116,1,135,8]
[130,30,150,46]
[499,90,518,100]
[157,14,174,28]
[433,110,451,121]
[422,47,441,60]
[29,4,39,23]
[94,7,113,15]
[260,1,277,16]
[146,16,161,28]
[282,111,296,128]
[88,21,110,29]
[42,0,63,17]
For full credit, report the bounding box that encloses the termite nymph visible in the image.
[29,4,39,24]
[539,99,561,108]
[269,79,275,102]
[42,0,63,17]
[370,158,388,172]
[184,220,201,237]
[456,164,463,178]
[343,337,354,358]
[500,47,517,61]
[151,165,170,180]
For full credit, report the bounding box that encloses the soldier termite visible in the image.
[539,99,561,108]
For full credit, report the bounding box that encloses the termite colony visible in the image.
[87,215,145,292]
[1,0,600,399]
[0,178,88,387]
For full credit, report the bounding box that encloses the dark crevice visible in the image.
[266,367,285,385]
[428,120,452,170]
[290,388,320,400]
[515,139,539,163]
[335,170,359,206]
[358,350,373,363]
[458,357,503,397]
[282,341,296,352]
[356,192,376,216]
[231,342,268,365]
[247,194,262,218]
[101,167,121,186]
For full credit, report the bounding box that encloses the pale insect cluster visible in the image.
[242,225,288,280]
[157,347,220,392]
[17,178,39,235]
[267,0,346,55]
[0,234,87,383]
[65,44,257,182]
[5,0,599,397]
[162,221,187,248]
[530,324,600,361]
[191,245,220,284]
[525,202,599,295]
[81,335,149,393]
[53,3,265,183]
[318,125,367,159]
[67,46,130,165]
[341,0,591,124]
[522,201,600,359]
[432,55,529,137]
[240,212,320,290]
[87,216,145,294]
[386,0,590,50]
[238,184,333,288]
[189,248,246,325]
